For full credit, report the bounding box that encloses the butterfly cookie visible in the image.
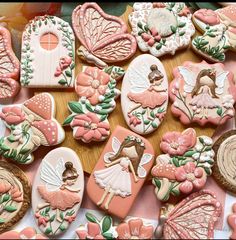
[0,93,65,164]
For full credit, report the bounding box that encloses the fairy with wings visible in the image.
[94,135,152,210]
[37,158,81,223]
[127,64,168,120]
[179,66,229,119]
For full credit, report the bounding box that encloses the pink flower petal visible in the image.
[128,219,143,236]
[97,70,110,85]
[87,222,101,238]
[70,119,86,128]
[97,127,109,136]
[179,180,193,194]
[97,122,110,130]
[76,86,95,98]
[183,162,196,174]
[176,145,188,155]
[175,166,187,182]
[193,177,207,190]
[76,230,88,239]
[93,129,102,140]
[74,127,89,138]
[20,227,36,239]
[194,167,204,178]
[139,225,154,239]
[87,112,99,124]
[116,223,131,239]
[76,72,92,86]
[88,91,100,105]
[98,85,108,95]
[83,130,95,142]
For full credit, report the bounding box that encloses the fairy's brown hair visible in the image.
[148,64,164,83]
[62,162,78,182]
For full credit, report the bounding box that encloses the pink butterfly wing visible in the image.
[0,77,20,99]
[163,190,222,239]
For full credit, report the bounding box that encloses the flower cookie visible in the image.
[72,2,137,68]
[151,128,215,201]
[228,203,236,239]
[87,126,154,218]
[0,161,30,233]
[0,26,20,100]
[0,93,65,164]
[170,60,236,126]
[192,6,236,62]
[129,2,195,57]
[21,15,75,87]
[155,190,222,239]
[121,54,168,135]
[32,147,84,237]
[64,66,124,143]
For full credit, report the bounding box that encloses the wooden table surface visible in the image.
[45,5,215,174]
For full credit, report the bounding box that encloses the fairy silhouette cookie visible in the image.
[0,161,30,233]
[0,26,20,100]
[21,15,75,87]
[155,190,222,239]
[228,203,236,239]
[32,147,84,237]
[129,2,195,57]
[0,93,65,164]
[152,128,215,201]
[87,126,154,218]
[64,66,124,143]
[121,54,168,135]
[192,6,236,62]
[72,2,137,68]
[170,60,236,126]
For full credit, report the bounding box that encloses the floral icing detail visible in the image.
[192,6,236,62]
[0,93,65,164]
[64,66,124,143]
[170,60,236,126]
[129,2,195,57]
[151,128,215,201]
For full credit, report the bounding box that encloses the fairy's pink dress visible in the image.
[190,85,219,109]
[37,186,81,210]
[127,85,167,109]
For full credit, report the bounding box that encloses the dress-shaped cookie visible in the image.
[64,66,124,143]
[129,2,195,57]
[32,147,84,237]
[21,15,75,88]
[0,26,20,100]
[72,2,137,68]
[121,54,168,135]
[170,60,236,126]
[0,161,30,233]
[87,126,154,219]
[192,6,236,62]
[0,93,65,164]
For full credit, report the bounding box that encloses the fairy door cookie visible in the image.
[129,2,195,57]
[192,6,236,62]
[32,147,84,237]
[87,126,154,219]
[0,93,65,164]
[0,26,20,100]
[170,60,236,126]
[0,161,30,233]
[21,15,75,88]
[121,54,168,135]
[72,2,137,68]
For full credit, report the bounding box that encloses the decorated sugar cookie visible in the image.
[155,190,222,239]
[121,54,168,135]
[0,26,20,100]
[170,60,236,126]
[0,227,47,239]
[152,128,215,201]
[0,161,30,233]
[32,147,84,237]
[129,2,195,57]
[192,6,236,62]
[72,2,137,68]
[64,66,124,143]
[87,126,154,218]
[228,203,236,239]
[21,15,75,87]
[0,93,65,164]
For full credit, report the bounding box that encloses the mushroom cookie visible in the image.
[192,6,236,62]
[170,60,236,126]
[72,2,137,68]
[151,128,215,201]
[21,15,75,88]
[129,2,195,57]
[121,54,168,135]
[0,161,30,233]
[155,190,222,239]
[0,26,20,100]
[64,66,124,143]
[228,203,236,240]
[0,93,65,164]
[87,126,154,219]
[32,147,84,237]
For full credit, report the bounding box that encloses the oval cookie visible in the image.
[121,54,168,135]
[32,147,84,237]
[0,161,30,233]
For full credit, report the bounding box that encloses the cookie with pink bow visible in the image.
[151,128,215,201]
